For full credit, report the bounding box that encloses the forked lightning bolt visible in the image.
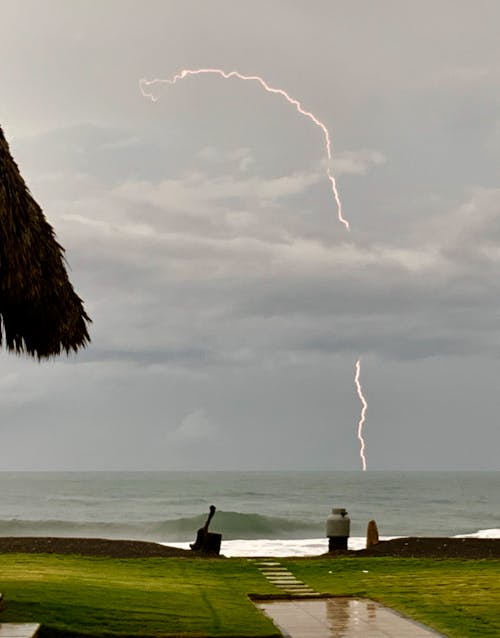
[354,359,368,471]
[139,68,349,230]
[140,69,370,468]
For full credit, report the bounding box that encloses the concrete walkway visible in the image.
[258,598,445,638]
[0,625,40,638]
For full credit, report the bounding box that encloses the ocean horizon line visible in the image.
[1,468,498,474]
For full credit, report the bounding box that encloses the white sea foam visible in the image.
[455,528,500,540]
[165,536,394,557]
[166,528,500,557]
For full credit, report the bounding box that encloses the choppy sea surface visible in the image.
[0,471,498,556]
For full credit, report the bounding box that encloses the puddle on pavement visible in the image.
[257,598,445,637]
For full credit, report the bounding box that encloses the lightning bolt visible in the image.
[140,69,371,468]
[139,68,349,230]
[354,359,368,471]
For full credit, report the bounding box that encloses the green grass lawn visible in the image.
[0,554,279,637]
[0,553,499,637]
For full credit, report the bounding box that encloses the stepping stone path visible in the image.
[256,560,318,597]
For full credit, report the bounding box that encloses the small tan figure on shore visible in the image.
[366,519,379,548]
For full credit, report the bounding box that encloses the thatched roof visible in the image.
[0,125,91,358]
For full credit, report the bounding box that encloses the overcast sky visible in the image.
[0,0,499,471]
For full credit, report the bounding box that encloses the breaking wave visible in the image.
[0,511,320,542]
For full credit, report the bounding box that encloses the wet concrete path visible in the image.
[257,598,445,637]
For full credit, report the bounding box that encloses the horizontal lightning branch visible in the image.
[140,68,349,230]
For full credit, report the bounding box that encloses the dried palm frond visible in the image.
[0,125,91,358]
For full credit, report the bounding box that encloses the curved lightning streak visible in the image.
[139,68,349,230]
[354,359,368,471]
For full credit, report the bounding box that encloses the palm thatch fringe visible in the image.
[0,125,91,358]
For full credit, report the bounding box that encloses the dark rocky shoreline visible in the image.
[0,537,191,558]
[353,536,500,559]
[0,536,499,559]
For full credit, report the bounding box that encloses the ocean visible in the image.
[0,471,498,556]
